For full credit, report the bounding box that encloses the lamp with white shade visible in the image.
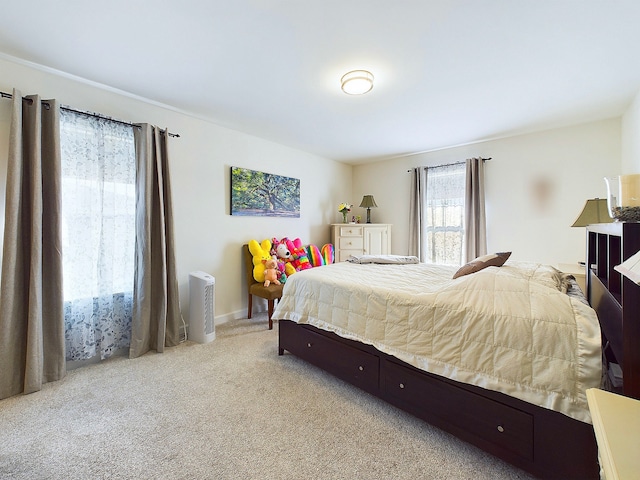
[615,250,640,284]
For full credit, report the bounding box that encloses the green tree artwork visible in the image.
[231,167,300,217]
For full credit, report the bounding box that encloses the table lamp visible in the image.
[359,195,378,224]
[571,198,613,227]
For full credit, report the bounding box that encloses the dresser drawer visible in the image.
[339,237,363,250]
[280,322,379,393]
[338,226,363,237]
[383,359,533,461]
[336,249,362,263]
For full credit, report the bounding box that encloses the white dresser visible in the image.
[331,223,391,262]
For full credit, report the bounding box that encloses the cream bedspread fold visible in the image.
[273,261,602,423]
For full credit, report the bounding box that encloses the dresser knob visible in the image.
[307,342,312,348]
[358,366,364,371]
[399,383,405,389]
[497,425,504,433]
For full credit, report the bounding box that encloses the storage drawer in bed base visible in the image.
[278,320,598,479]
[382,358,533,461]
[278,320,379,395]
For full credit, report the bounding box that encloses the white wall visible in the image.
[353,119,621,265]
[0,56,352,326]
[622,88,640,174]
[1,54,636,327]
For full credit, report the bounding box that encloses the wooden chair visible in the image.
[243,244,283,330]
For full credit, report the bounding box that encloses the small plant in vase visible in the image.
[338,203,352,223]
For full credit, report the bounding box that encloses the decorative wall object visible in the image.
[230,167,300,217]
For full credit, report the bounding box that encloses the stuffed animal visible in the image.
[286,238,312,271]
[275,243,292,262]
[304,243,334,266]
[263,258,281,287]
[248,239,273,283]
[303,243,335,267]
[321,243,335,265]
[268,237,285,280]
[261,237,334,283]
[271,237,296,277]
[306,244,324,267]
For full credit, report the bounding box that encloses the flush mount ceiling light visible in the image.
[341,70,374,95]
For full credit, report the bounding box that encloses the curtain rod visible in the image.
[407,157,491,172]
[0,90,180,138]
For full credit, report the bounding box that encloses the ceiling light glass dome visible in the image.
[341,70,374,95]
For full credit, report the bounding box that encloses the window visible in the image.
[424,163,465,265]
[60,109,136,361]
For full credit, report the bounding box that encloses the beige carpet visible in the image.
[0,315,535,479]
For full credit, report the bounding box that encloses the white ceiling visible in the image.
[1,1,640,164]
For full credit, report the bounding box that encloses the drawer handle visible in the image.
[307,342,312,348]
[399,383,405,389]
[497,425,504,433]
[358,366,364,371]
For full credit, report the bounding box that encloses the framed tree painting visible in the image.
[230,167,300,217]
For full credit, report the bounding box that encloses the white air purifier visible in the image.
[189,271,216,344]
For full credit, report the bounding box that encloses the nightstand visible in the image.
[557,262,586,293]
[586,388,640,480]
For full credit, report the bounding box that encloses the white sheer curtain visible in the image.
[409,159,487,265]
[424,163,466,265]
[60,109,136,361]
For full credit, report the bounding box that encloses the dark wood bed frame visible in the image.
[277,222,640,479]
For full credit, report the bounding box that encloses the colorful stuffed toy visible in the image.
[306,244,324,267]
[263,258,281,287]
[256,237,334,282]
[305,243,335,267]
[321,243,335,265]
[248,239,273,283]
[271,237,296,278]
[286,238,312,271]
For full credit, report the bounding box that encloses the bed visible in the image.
[275,232,640,479]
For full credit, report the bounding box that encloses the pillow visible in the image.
[452,252,512,279]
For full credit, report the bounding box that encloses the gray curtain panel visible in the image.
[464,157,487,262]
[129,124,181,359]
[408,167,427,262]
[0,90,65,399]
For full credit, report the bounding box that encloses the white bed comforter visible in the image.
[273,261,602,423]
